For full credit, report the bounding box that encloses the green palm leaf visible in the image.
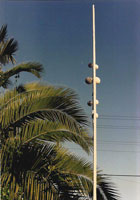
[4,62,43,78]
[0,83,89,128]
[0,62,43,88]
[2,140,119,200]
[0,24,18,66]
[0,83,92,153]
[0,24,7,42]
[2,141,92,199]
[0,38,18,65]
[97,177,120,200]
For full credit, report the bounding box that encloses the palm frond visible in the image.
[0,83,89,128]
[97,175,120,200]
[0,38,18,65]
[2,141,93,199]
[0,88,92,153]
[0,24,7,42]
[24,83,89,126]
[19,121,92,153]
[5,62,43,77]
[0,62,43,88]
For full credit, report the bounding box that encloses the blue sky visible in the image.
[1,0,140,199]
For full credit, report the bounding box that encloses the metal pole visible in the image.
[92,5,97,200]
[85,5,100,199]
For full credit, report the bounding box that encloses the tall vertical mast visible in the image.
[92,5,97,200]
[85,5,100,200]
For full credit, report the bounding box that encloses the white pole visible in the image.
[92,5,97,200]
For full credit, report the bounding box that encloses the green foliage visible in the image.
[0,25,43,89]
[0,62,43,88]
[0,24,119,200]
[1,83,119,200]
[1,184,10,200]
[1,83,93,199]
[0,25,18,65]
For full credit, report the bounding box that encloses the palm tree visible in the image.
[1,83,119,200]
[0,83,92,199]
[0,24,119,200]
[0,24,43,88]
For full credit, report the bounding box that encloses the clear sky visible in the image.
[0,0,140,199]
